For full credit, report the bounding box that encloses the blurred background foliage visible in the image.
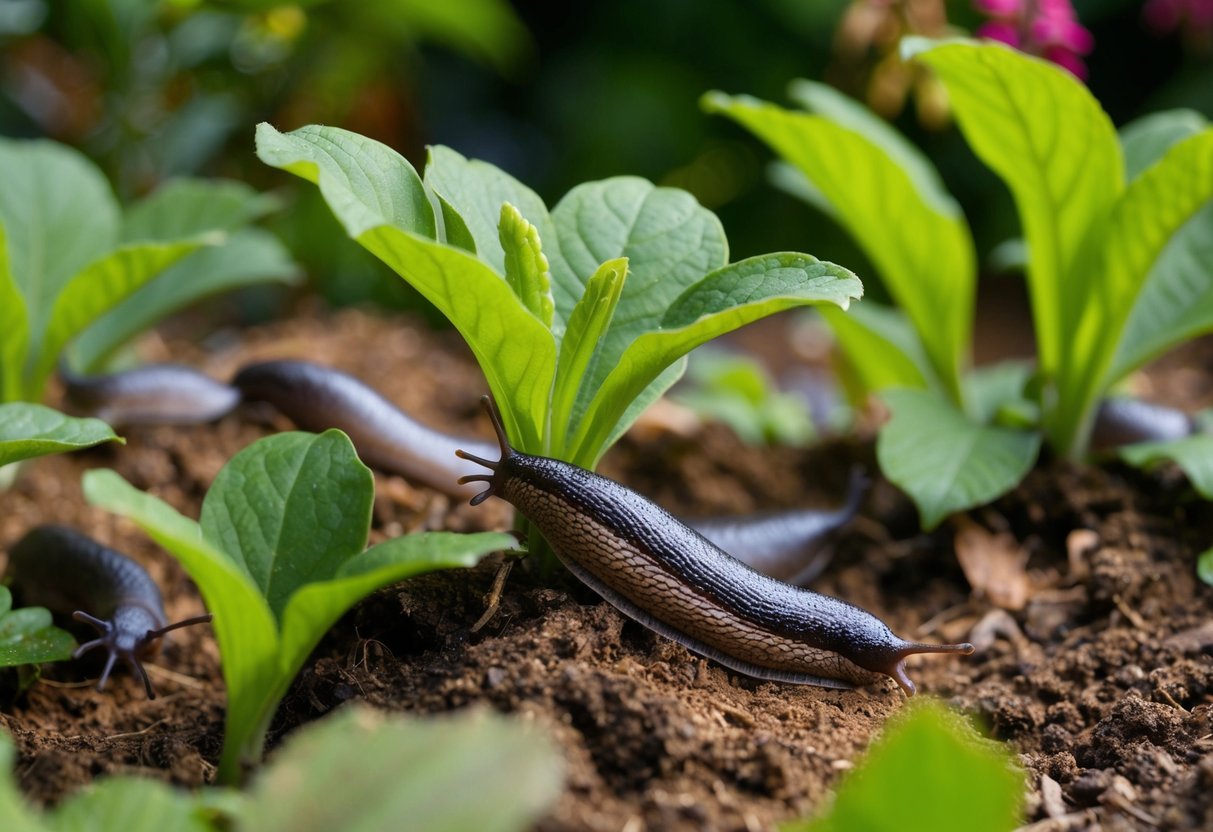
[1,0,1210,315]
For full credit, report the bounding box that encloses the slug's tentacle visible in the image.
[70,609,213,698]
[455,396,514,505]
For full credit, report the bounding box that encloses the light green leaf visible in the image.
[0,223,28,402]
[52,779,212,832]
[121,179,281,242]
[1120,109,1208,182]
[199,431,374,622]
[82,468,279,785]
[498,202,555,328]
[822,303,933,397]
[965,361,1035,425]
[72,230,300,371]
[279,531,512,683]
[704,90,973,404]
[0,732,50,832]
[255,123,436,240]
[789,701,1023,832]
[911,41,1121,386]
[0,139,120,345]
[256,125,555,451]
[1198,549,1213,587]
[239,706,563,832]
[0,403,122,467]
[1119,434,1213,499]
[549,257,627,454]
[30,238,211,396]
[0,587,76,668]
[551,177,729,426]
[599,358,689,460]
[877,389,1041,529]
[571,253,860,466]
[424,145,555,291]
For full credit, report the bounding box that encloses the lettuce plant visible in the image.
[707,40,1213,528]
[254,125,862,472]
[0,139,298,482]
[83,430,513,784]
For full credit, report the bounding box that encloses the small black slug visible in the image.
[457,397,972,695]
[5,525,212,699]
[1089,397,1197,452]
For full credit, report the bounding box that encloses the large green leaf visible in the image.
[278,531,512,684]
[704,89,973,404]
[120,179,280,242]
[29,239,209,395]
[821,303,933,398]
[877,389,1041,529]
[53,779,212,832]
[570,253,861,466]
[0,140,119,346]
[0,224,28,402]
[256,124,555,450]
[1120,109,1208,182]
[72,230,300,371]
[0,403,122,467]
[0,587,76,669]
[789,701,1023,832]
[239,706,561,832]
[82,468,279,784]
[1119,434,1213,499]
[909,41,1121,388]
[199,431,374,622]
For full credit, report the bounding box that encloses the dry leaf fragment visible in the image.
[954,517,1031,610]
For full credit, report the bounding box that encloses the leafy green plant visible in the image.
[0,138,297,484]
[254,125,862,473]
[82,430,513,784]
[706,40,1213,529]
[0,704,561,832]
[784,700,1023,832]
[673,349,816,446]
[0,586,75,675]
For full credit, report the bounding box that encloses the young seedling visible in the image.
[0,586,76,692]
[707,40,1213,529]
[0,140,298,486]
[82,430,514,784]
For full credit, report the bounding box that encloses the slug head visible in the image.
[455,395,516,506]
[72,609,213,699]
[873,640,975,697]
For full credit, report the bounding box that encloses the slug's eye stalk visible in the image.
[455,396,515,506]
[71,610,214,700]
[884,641,976,697]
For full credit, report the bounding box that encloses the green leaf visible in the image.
[704,90,973,404]
[675,351,814,446]
[877,389,1041,530]
[29,239,210,395]
[1119,434,1213,499]
[0,587,76,669]
[570,253,860,466]
[821,303,933,397]
[1198,548,1213,587]
[72,230,300,371]
[257,125,556,451]
[278,531,511,685]
[424,146,556,295]
[199,431,374,622]
[550,177,729,426]
[911,41,1121,388]
[965,361,1035,425]
[121,179,279,242]
[0,223,29,402]
[498,202,555,328]
[549,257,627,454]
[238,706,563,832]
[0,140,120,346]
[82,468,279,785]
[1120,109,1208,182]
[0,732,50,832]
[0,403,122,467]
[52,779,213,832]
[788,701,1022,832]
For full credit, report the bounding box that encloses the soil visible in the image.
[2,306,1211,831]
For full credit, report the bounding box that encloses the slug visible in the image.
[61,360,241,426]
[5,525,212,699]
[456,397,972,696]
[684,468,868,585]
[1089,397,1197,452]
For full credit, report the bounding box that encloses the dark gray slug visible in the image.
[1089,397,1199,452]
[5,525,212,698]
[456,397,972,695]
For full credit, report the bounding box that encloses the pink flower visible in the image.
[1143,0,1213,49]
[973,0,1094,79]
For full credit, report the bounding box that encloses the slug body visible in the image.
[1090,397,1197,453]
[686,468,868,585]
[458,399,972,695]
[62,362,241,426]
[6,525,211,698]
[232,360,497,499]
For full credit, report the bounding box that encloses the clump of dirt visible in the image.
[2,307,1211,831]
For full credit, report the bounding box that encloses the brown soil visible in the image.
[2,307,1211,831]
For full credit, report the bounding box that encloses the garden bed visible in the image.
[2,307,1211,831]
